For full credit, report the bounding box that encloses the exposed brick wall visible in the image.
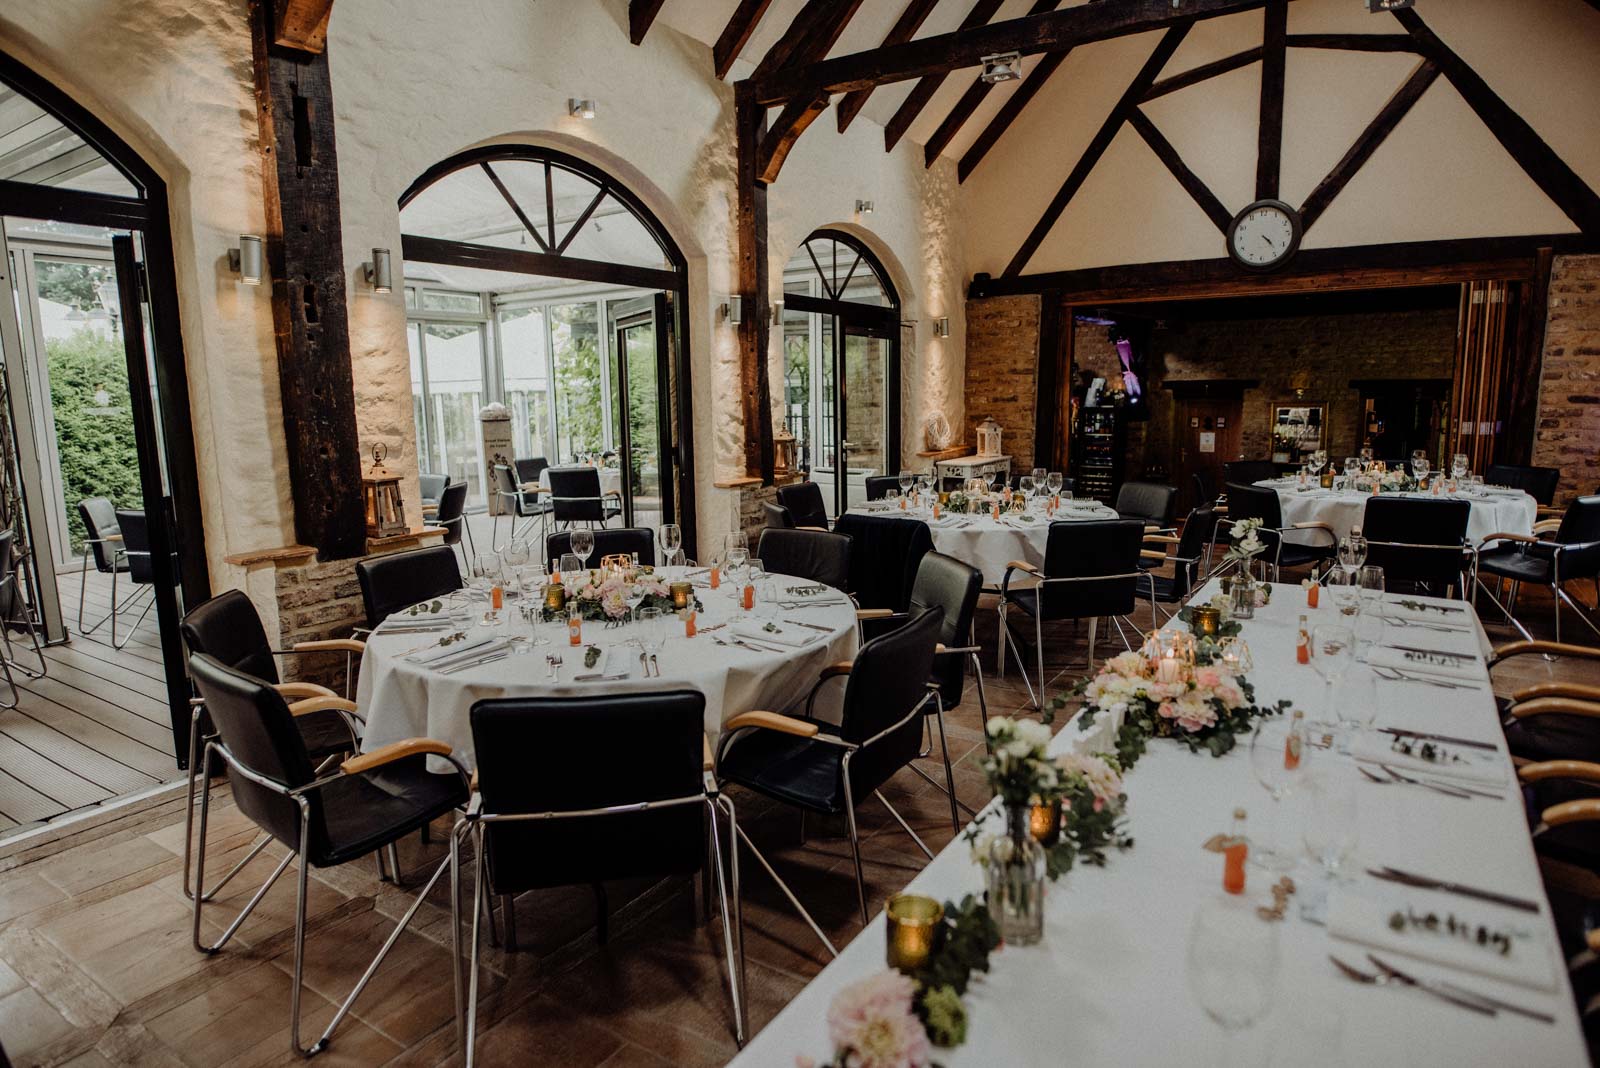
[962,295,1040,471]
[1534,254,1600,507]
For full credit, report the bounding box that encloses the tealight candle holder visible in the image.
[670,581,692,611]
[885,894,943,973]
[1190,605,1222,638]
[544,582,566,613]
[1028,797,1062,847]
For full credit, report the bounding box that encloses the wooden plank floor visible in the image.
[0,567,176,842]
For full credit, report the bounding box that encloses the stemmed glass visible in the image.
[1451,453,1469,481]
[1046,472,1064,498]
[1325,568,1361,618]
[1353,565,1385,659]
[1186,897,1281,1066]
[1359,445,1374,465]
[1310,623,1355,742]
[1031,467,1047,492]
[1249,717,1308,872]
[638,607,663,671]
[1412,456,1430,484]
[898,469,914,497]
[559,553,583,593]
[472,553,502,625]
[1307,450,1326,480]
[1336,531,1366,575]
[1017,475,1035,502]
[503,538,531,595]
[570,528,595,571]
[1303,773,1359,880]
[659,523,682,570]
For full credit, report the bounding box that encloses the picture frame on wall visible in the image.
[1271,404,1324,463]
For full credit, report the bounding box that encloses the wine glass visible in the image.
[1310,624,1355,738]
[558,553,583,590]
[659,523,682,570]
[1186,897,1281,1064]
[1411,456,1429,484]
[1302,772,1359,879]
[1017,475,1035,501]
[472,553,502,625]
[1353,564,1386,658]
[1451,453,1469,481]
[638,606,662,667]
[1359,445,1373,465]
[1325,567,1360,617]
[898,469,914,497]
[1046,472,1064,497]
[1336,532,1366,575]
[1307,451,1325,479]
[570,528,595,570]
[1031,467,1047,491]
[1249,717,1308,872]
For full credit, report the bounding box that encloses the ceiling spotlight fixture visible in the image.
[855,199,874,215]
[722,296,743,324]
[228,235,264,286]
[934,317,951,338]
[1366,0,1414,9]
[979,51,1023,84]
[568,98,597,119]
[364,247,393,293]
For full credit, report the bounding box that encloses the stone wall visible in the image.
[1533,254,1600,507]
[962,295,1041,472]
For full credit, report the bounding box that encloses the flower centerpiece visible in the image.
[539,566,698,623]
[972,717,1055,945]
[1223,518,1270,617]
[947,490,970,515]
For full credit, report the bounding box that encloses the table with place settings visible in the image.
[727,579,1585,1067]
[1255,478,1537,545]
[354,569,858,770]
[845,498,1122,587]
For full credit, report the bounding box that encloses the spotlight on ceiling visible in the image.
[979,51,1023,84]
[568,98,597,119]
[1366,0,1414,10]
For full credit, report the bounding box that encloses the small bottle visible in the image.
[1296,615,1310,665]
[932,501,941,519]
[1284,710,1305,771]
[567,602,582,646]
[991,499,1001,520]
[1305,581,1319,609]
[683,609,697,638]
[742,581,754,611]
[1223,808,1248,895]
[491,584,504,612]
[709,563,720,590]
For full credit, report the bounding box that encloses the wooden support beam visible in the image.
[1284,33,1418,52]
[836,0,940,132]
[1394,8,1600,238]
[884,0,1005,153]
[400,234,680,292]
[1003,25,1189,277]
[957,49,1067,182]
[628,0,667,45]
[715,0,776,80]
[1255,0,1286,200]
[1298,58,1439,231]
[272,0,333,53]
[757,94,831,182]
[754,0,1273,105]
[1142,46,1261,102]
[924,0,1059,167]
[249,0,365,559]
[735,87,774,481]
[751,0,861,84]
[1128,109,1231,233]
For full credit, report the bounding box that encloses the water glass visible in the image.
[1451,452,1469,480]
[448,591,473,628]
[1302,773,1359,878]
[898,469,914,496]
[570,528,595,568]
[559,553,583,586]
[1186,897,1280,1055]
[1046,472,1063,496]
[659,523,682,567]
[639,607,662,657]
[725,531,748,556]
[1017,475,1035,499]
[503,538,531,569]
[1325,569,1361,617]
[1337,531,1367,572]
[1310,624,1355,726]
[1249,718,1307,872]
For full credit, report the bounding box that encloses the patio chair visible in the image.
[0,531,27,709]
[492,463,550,549]
[75,497,129,635]
[513,456,550,489]
[1476,495,1600,644]
[1138,504,1217,620]
[355,545,464,628]
[0,527,47,684]
[418,472,448,512]
[547,465,621,531]
[432,480,474,571]
[187,653,468,1058]
[112,508,172,650]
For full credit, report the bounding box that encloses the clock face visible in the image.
[1227,200,1302,270]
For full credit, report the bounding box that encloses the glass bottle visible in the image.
[1223,808,1249,895]
[1296,615,1310,665]
[1283,710,1305,771]
[1231,565,1257,620]
[988,803,1047,946]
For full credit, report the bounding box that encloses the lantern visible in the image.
[362,442,407,538]
[774,422,798,476]
[976,416,1003,458]
[1141,627,1196,685]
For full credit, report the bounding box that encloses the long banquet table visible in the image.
[729,580,1585,1067]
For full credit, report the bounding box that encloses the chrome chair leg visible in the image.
[706,795,746,1045]
[875,790,935,860]
[1034,611,1046,708]
[192,746,296,956]
[933,695,962,830]
[464,830,486,1067]
[732,823,838,957]
[841,758,867,925]
[1557,585,1600,641]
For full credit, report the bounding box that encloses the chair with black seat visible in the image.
[1115,481,1178,530]
[716,606,943,950]
[513,456,550,490]
[1477,495,1600,644]
[547,465,621,532]
[1192,470,1225,515]
[775,481,830,530]
[763,501,795,530]
[492,463,551,549]
[0,527,46,686]
[114,508,173,650]
[179,589,369,904]
[998,519,1151,707]
[832,511,933,610]
[1361,496,1472,598]
[418,473,448,514]
[1223,460,1281,486]
[1485,464,1561,509]
[455,691,743,1059]
[756,528,850,590]
[1222,483,1338,581]
[864,475,901,501]
[1138,505,1218,620]
[355,544,464,629]
[187,653,468,1058]
[858,552,985,826]
[1490,641,1600,765]
[547,527,656,568]
[431,481,474,571]
[75,497,130,635]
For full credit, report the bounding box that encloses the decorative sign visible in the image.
[1199,432,1216,454]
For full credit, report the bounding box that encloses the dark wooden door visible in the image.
[1176,397,1243,512]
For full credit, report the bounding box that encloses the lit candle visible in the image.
[1029,797,1062,846]
[885,894,943,973]
[1191,605,1221,638]
[544,582,566,613]
[1157,655,1182,685]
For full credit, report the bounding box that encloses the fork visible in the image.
[1355,764,1470,800]
[1381,763,1503,800]
[1371,666,1481,690]
[1328,955,1495,1016]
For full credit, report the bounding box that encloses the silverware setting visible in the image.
[1380,615,1471,633]
[1356,763,1472,800]
[1371,665,1484,690]
[1379,727,1497,752]
[439,650,509,675]
[651,653,660,677]
[713,635,780,654]
[545,653,563,680]
[783,618,833,632]
[1328,955,1494,1016]
[1364,953,1555,1024]
[1380,763,1501,800]
[1366,866,1540,913]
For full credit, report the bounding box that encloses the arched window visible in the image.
[781,229,900,517]
[398,147,693,543]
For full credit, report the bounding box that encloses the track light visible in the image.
[979,52,1023,84]
[723,296,743,324]
[229,235,264,286]
[934,317,951,338]
[568,98,597,119]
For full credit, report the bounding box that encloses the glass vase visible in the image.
[987,804,1047,946]
[1230,564,1257,619]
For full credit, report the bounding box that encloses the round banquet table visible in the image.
[354,570,858,770]
[845,498,1121,587]
[536,465,623,498]
[1256,479,1536,545]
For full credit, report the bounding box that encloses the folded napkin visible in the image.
[926,515,962,528]
[380,616,452,633]
[1368,644,1483,681]
[574,647,632,681]
[731,621,816,649]
[1328,885,1556,992]
[1386,598,1474,627]
[406,635,501,668]
[1350,732,1507,786]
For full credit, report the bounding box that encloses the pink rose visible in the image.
[1157,701,1178,720]
[1195,668,1222,689]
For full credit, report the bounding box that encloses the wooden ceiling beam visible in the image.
[751,0,863,84]
[757,94,831,182]
[1128,108,1231,233]
[714,0,776,79]
[753,0,1274,105]
[922,0,1059,167]
[883,0,1004,153]
[1255,0,1286,200]
[957,48,1067,182]
[628,0,668,45]
[272,0,333,53]
[836,0,940,133]
[1393,7,1600,238]
[1142,46,1261,102]
[1284,33,1418,52]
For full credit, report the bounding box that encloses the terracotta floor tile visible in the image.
[0,984,77,1061]
[0,870,69,927]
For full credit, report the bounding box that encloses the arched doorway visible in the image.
[398,146,695,547]
[781,229,901,518]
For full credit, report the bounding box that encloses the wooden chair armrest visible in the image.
[342,738,453,775]
[105,533,123,543]
[517,483,546,493]
[819,660,853,680]
[1540,798,1600,829]
[1481,531,1542,546]
[1536,504,1562,517]
[1532,518,1562,535]
[797,524,829,533]
[287,696,360,718]
[1005,559,1041,576]
[1512,682,1600,704]
[273,681,338,700]
[1142,534,1181,544]
[292,638,366,654]
[855,608,895,620]
[1289,521,1336,533]
[703,736,714,772]
[1519,760,1600,786]
[1139,549,1169,562]
[1491,640,1600,665]
[421,504,439,515]
[723,710,819,738]
[1506,697,1600,721]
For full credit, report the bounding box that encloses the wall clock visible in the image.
[1226,199,1302,271]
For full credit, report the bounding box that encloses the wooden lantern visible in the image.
[976,416,1003,458]
[774,422,798,476]
[363,442,407,538]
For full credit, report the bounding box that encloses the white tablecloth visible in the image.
[845,500,1121,587]
[537,465,623,498]
[729,581,1583,1067]
[1258,480,1536,544]
[355,571,858,769]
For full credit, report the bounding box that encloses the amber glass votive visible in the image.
[1029,797,1062,846]
[1191,605,1221,638]
[670,581,692,610]
[544,582,566,613]
[885,894,943,973]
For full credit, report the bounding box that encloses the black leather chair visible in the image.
[75,497,130,636]
[492,463,551,549]
[999,519,1149,707]
[547,527,656,568]
[513,456,550,489]
[1192,470,1224,513]
[547,465,621,530]
[178,590,368,904]
[755,528,850,590]
[355,545,464,629]
[1478,496,1600,644]
[775,481,829,530]
[187,653,468,1058]
[1222,483,1337,581]
[717,606,943,945]
[864,475,901,501]
[113,508,173,650]
[1138,505,1218,619]
[1361,496,1471,598]
[455,692,744,1058]
[1484,464,1561,508]
[1223,460,1281,486]
[763,501,795,529]
[831,512,933,610]
[1115,480,1178,529]
[432,480,474,570]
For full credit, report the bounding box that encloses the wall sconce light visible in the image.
[229,235,264,286]
[568,98,597,119]
[855,199,874,215]
[979,51,1024,83]
[364,248,393,293]
[934,317,951,338]
[770,301,784,324]
[722,296,743,324]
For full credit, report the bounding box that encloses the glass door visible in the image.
[407,319,488,504]
[840,324,891,515]
[611,303,661,529]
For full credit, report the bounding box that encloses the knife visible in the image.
[1435,980,1556,1025]
[1367,866,1540,913]
[1365,955,1498,1017]
[784,618,833,632]
[1378,728,1497,752]
[1387,644,1476,661]
[439,651,510,675]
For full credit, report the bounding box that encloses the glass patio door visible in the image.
[840,324,891,515]
[407,320,487,505]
